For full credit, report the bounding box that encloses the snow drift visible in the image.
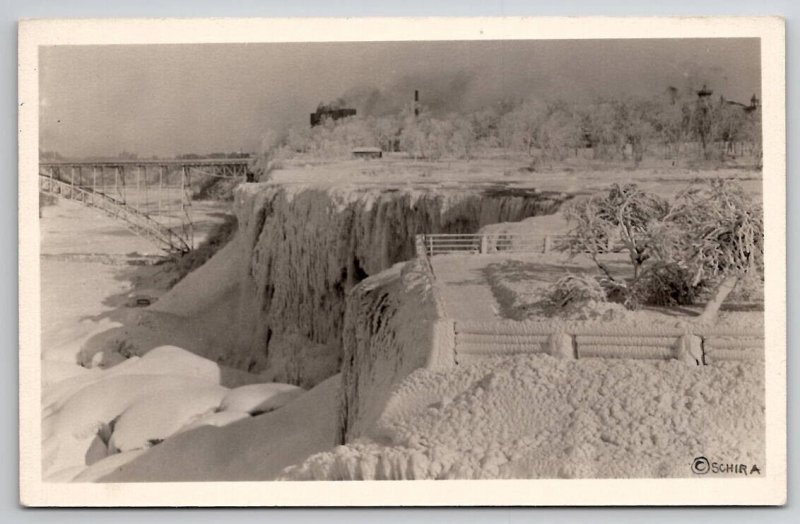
[95,374,340,482]
[41,346,273,481]
[283,355,765,480]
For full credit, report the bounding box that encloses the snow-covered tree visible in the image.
[562,181,763,318]
[654,179,764,322]
[249,129,282,181]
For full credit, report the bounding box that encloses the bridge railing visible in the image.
[39,174,190,254]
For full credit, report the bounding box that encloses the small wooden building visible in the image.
[352,147,383,160]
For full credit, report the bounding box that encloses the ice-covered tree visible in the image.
[654,179,764,322]
[249,129,282,181]
[562,184,669,289]
[562,181,763,318]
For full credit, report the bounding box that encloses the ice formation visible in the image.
[222,184,564,387]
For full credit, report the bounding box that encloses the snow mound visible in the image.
[42,360,101,387]
[177,410,251,434]
[42,374,223,479]
[98,374,341,482]
[101,345,260,388]
[108,384,228,453]
[219,383,305,415]
[43,346,262,420]
[72,451,146,482]
[150,239,240,318]
[284,355,764,480]
[41,342,270,480]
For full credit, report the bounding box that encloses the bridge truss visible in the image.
[39,158,254,254]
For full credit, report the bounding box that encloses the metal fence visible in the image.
[415,233,576,257]
[415,233,628,257]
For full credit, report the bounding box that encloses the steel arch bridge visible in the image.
[39,157,254,254]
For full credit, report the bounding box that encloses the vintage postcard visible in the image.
[18,17,786,506]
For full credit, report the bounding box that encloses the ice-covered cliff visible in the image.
[227,184,566,387]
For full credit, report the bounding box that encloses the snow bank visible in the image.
[219,383,305,415]
[149,239,241,318]
[284,355,765,480]
[108,384,228,453]
[42,360,100,387]
[97,345,261,388]
[43,346,261,419]
[42,374,225,479]
[176,410,251,433]
[41,345,275,480]
[97,374,341,482]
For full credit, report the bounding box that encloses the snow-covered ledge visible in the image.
[337,258,454,443]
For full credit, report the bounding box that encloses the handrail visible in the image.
[416,232,623,257]
[39,174,190,254]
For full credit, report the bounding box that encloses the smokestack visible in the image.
[414,90,419,117]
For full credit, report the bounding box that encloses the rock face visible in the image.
[230,184,565,387]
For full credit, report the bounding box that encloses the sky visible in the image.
[39,38,761,158]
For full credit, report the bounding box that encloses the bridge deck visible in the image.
[40,157,252,168]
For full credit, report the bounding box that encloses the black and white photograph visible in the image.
[18,17,786,506]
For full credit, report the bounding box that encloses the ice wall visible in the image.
[230,184,565,387]
[337,258,456,443]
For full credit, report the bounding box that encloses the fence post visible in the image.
[543,235,552,253]
[547,332,575,359]
[606,236,614,253]
[428,235,433,257]
[415,235,425,258]
[674,333,703,365]
[480,235,488,254]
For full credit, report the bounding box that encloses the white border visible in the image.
[18,16,786,507]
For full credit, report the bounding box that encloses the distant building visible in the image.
[310,104,357,127]
[697,84,714,98]
[352,147,382,159]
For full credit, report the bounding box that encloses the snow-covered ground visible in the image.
[39,199,331,482]
[272,156,762,199]
[285,354,765,480]
[38,167,765,484]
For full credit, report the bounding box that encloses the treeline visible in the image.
[262,87,762,169]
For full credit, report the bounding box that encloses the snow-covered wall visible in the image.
[337,259,455,443]
[229,184,565,387]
